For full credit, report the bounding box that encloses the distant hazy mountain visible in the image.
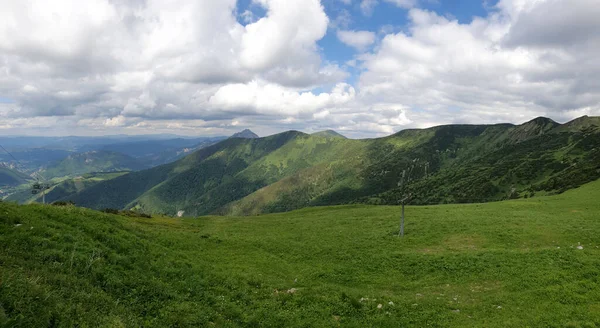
[90,137,226,167]
[0,135,226,173]
[0,148,72,174]
[230,129,259,139]
[43,151,147,179]
[5,171,128,204]
[66,116,600,216]
[0,134,225,151]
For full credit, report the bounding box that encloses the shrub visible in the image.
[52,200,75,206]
[120,210,152,219]
[101,208,119,215]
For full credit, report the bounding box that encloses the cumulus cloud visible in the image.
[1,0,599,138]
[0,0,356,135]
[357,0,600,128]
[209,81,355,116]
[337,30,377,51]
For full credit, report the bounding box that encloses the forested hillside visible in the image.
[43,151,147,179]
[64,116,600,216]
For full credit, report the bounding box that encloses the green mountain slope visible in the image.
[2,179,600,326]
[68,131,302,214]
[68,116,600,216]
[0,166,31,187]
[311,129,347,139]
[43,150,147,179]
[223,116,600,215]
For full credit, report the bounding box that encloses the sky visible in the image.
[0,0,599,138]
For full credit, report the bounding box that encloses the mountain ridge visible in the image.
[43,150,147,179]
[63,116,600,216]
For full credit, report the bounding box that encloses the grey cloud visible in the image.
[504,0,600,48]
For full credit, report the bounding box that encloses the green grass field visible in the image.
[2,179,600,327]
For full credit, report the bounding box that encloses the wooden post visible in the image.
[399,201,405,237]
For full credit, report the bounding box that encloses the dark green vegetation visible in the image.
[42,151,146,179]
[2,179,600,327]
[311,130,347,139]
[0,166,31,187]
[4,172,129,204]
[67,116,600,217]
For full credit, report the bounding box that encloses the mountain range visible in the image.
[62,116,600,216]
[42,151,148,179]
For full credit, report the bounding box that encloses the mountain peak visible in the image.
[527,116,558,126]
[560,115,600,131]
[230,129,259,139]
[311,130,347,139]
[501,116,559,143]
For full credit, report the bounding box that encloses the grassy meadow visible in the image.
[1,179,600,327]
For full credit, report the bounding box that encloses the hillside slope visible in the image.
[0,166,31,187]
[66,116,600,216]
[43,150,147,179]
[68,131,303,213]
[5,172,129,204]
[222,116,600,215]
[2,179,600,326]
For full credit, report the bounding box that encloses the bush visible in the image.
[120,210,152,219]
[52,200,75,206]
[101,208,151,218]
[101,208,119,215]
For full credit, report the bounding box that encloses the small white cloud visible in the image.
[104,115,126,127]
[360,0,378,16]
[240,10,256,24]
[383,0,418,9]
[337,30,376,51]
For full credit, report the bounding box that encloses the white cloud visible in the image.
[360,0,378,16]
[360,0,417,15]
[337,30,377,51]
[240,0,328,75]
[356,0,600,128]
[240,10,256,24]
[1,0,599,138]
[383,0,418,8]
[0,0,354,135]
[329,9,352,29]
[209,81,356,116]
